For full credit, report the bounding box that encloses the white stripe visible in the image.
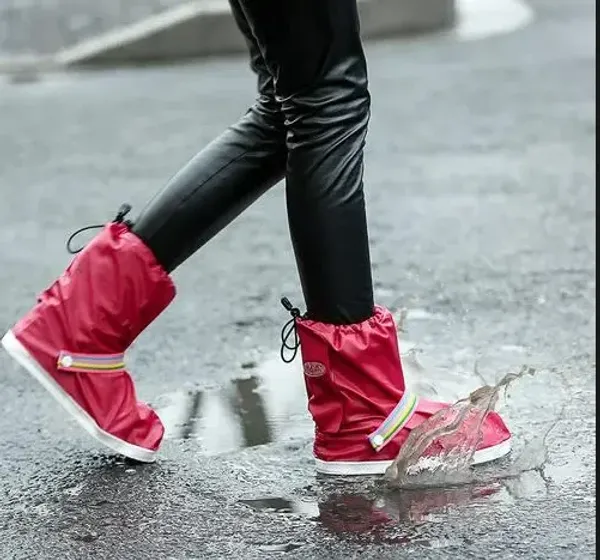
[314,439,512,476]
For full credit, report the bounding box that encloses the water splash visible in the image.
[385,365,536,488]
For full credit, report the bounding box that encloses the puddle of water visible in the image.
[155,361,313,453]
[239,467,550,544]
[258,543,304,553]
[240,497,319,518]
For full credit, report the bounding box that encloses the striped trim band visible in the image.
[56,350,126,373]
[368,391,419,452]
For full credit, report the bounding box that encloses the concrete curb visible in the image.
[52,0,455,67]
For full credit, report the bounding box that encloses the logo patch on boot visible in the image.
[304,361,326,378]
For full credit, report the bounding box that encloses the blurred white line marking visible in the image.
[456,0,535,40]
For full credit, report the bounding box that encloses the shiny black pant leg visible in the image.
[237,0,375,324]
[131,0,287,273]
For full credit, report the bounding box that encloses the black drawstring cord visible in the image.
[66,203,133,255]
[280,297,302,364]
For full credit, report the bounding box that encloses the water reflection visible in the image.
[239,497,317,516]
[240,466,552,544]
[229,376,273,448]
[315,486,497,540]
[240,482,504,544]
[178,390,203,441]
[155,366,313,454]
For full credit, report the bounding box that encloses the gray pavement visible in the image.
[0,0,187,55]
[0,0,596,558]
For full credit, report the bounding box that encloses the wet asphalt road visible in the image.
[0,0,596,558]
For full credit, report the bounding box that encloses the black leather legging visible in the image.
[132,0,374,325]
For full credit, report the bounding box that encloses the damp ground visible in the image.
[0,0,595,557]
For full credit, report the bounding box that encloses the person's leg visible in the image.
[0,0,288,462]
[239,0,512,475]
[132,0,286,272]
[237,0,374,324]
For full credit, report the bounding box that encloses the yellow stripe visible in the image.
[381,394,418,441]
[70,362,125,370]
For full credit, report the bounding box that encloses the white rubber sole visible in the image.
[315,437,512,476]
[1,330,157,463]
